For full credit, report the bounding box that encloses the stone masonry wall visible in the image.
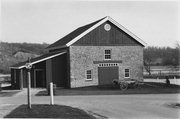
[69,46,143,88]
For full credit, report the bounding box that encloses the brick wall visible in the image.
[69,46,143,88]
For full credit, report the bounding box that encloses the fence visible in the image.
[143,67,180,79]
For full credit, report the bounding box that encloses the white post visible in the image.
[50,82,54,105]
[174,76,176,85]
[27,70,31,109]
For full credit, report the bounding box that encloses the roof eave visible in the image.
[10,67,22,69]
[107,17,147,47]
[66,16,147,47]
[46,45,67,51]
[66,17,109,47]
[47,16,147,49]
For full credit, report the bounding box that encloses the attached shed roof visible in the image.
[10,51,66,69]
[47,16,147,50]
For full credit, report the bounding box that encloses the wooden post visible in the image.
[50,82,54,105]
[25,57,32,109]
[20,69,23,90]
[27,70,31,109]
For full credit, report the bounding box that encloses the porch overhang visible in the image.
[10,51,66,69]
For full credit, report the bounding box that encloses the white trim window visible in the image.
[125,69,130,78]
[104,49,111,60]
[86,70,92,80]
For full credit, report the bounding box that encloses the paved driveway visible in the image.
[0,90,179,119]
[55,94,180,119]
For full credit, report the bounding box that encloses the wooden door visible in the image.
[98,66,119,85]
[35,70,46,88]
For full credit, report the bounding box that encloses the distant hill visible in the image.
[0,42,49,74]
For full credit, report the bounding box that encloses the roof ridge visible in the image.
[47,16,146,50]
[46,17,106,49]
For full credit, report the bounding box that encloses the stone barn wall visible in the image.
[69,46,143,88]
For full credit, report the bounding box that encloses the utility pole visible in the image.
[25,57,32,109]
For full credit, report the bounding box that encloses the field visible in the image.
[143,66,180,79]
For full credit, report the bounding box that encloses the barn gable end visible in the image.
[47,16,146,51]
[73,21,142,46]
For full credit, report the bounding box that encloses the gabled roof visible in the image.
[47,16,147,50]
[10,51,66,69]
[46,17,106,49]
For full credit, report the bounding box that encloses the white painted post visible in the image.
[50,82,54,105]
[27,71,31,109]
[174,76,176,85]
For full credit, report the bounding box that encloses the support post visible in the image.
[25,57,32,109]
[50,82,54,105]
[27,70,31,109]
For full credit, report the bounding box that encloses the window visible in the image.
[104,24,111,31]
[125,69,130,78]
[105,49,111,60]
[98,63,118,67]
[86,70,92,80]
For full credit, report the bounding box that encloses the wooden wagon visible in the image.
[112,78,141,90]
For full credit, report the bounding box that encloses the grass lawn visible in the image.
[4,104,96,119]
[36,82,180,96]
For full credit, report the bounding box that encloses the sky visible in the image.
[1,0,180,48]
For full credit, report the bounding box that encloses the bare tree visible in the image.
[144,58,152,76]
[176,41,180,49]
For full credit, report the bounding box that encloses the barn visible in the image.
[10,16,146,89]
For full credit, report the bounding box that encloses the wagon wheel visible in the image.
[119,82,128,90]
[112,79,119,88]
[133,82,139,88]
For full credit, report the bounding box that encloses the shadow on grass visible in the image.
[4,104,96,119]
[36,82,180,96]
[0,91,20,97]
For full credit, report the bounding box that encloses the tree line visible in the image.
[144,44,180,75]
[144,46,179,66]
[0,42,49,74]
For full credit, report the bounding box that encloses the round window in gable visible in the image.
[104,24,111,31]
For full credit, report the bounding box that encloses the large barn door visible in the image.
[98,66,119,85]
